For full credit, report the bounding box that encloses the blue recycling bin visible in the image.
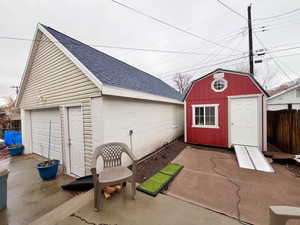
[0,169,9,210]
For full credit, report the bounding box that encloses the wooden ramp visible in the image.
[234,145,274,173]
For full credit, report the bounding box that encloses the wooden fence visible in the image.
[268,110,300,154]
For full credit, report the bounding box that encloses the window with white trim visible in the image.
[192,104,219,128]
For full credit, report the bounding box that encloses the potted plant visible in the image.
[35,121,59,181]
[36,159,60,180]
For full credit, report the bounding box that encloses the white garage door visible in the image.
[229,96,259,147]
[31,108,62,161]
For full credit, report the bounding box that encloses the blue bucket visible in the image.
[35,160,60,181]
[7,144,24,156]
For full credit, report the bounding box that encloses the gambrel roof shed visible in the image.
[16,23,182,106]
[184,68,268,151]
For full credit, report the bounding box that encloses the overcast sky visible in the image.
[0,0,300,101]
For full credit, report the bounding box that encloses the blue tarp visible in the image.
[3,131,22,146]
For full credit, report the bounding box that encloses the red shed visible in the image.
[184,69,269,151]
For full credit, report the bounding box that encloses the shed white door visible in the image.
[229,96,259,147]
[67,107,85,177]
[31,108,62,160]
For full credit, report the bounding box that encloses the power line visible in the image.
[153,29,246,76]
[254,33,294,81]
[268,41,300,50]
[265,52,300,60]
[255,8,300,21]
[160,55,248,79]
[163,52,300,82]
[111,0,243,52]
[0,36,239,57]
[267,46,300,54]
[162,48,300,81]
[253,21,300,32]
[215,0,247,20]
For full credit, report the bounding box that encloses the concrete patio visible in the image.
[52,188,241,225]
[0,155,74,225]
[166,146,300,225]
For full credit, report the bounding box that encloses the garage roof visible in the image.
[41,24,182,101]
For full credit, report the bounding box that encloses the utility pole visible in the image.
[248,5,254,75]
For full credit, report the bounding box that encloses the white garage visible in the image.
[16,24,183,177]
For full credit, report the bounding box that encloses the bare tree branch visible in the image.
[173,73,193,95]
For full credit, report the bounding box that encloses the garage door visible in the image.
[31,108,62,161]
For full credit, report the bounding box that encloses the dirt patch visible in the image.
[135,139,186,183]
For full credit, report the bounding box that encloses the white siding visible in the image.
[268,88,300,105]
[268,104,288,111]
[90,96,184,167]
[18,31,101,174]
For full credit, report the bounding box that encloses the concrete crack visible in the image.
[209,155,243,223]
[70,213,97,225]
[70,213,116,225]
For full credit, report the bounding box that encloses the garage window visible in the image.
[192,104,219,128]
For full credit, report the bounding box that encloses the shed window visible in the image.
[192,104,219,128]
[211,78,228,92]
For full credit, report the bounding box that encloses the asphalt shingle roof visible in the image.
[42,25,182,101]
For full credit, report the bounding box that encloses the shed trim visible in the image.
[184,68,269,100]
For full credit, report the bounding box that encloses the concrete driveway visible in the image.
[166,146,300,225]
[0,155,74,225]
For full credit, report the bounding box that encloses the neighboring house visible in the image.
[184,69,269,151]
[267,84,300,111]
[16,24,183,177]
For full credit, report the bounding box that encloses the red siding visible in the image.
[186,72,263,147]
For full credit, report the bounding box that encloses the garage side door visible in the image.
[31,108,62,160]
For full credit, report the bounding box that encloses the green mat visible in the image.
[160,163,183,176]
[137,163,183,196]
[137,173,172,195]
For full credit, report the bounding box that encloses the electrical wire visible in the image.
[253,21,300,32]
[111,0,243,52]
[159,33,248,80]
[215,0,247,20]
[135,27,246,72]
[254,8,300,21]
[254,33,294,81]
[160,55,248,80]
[253,14,300,27]
[0,36,240,57]
[155,30,246,77]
